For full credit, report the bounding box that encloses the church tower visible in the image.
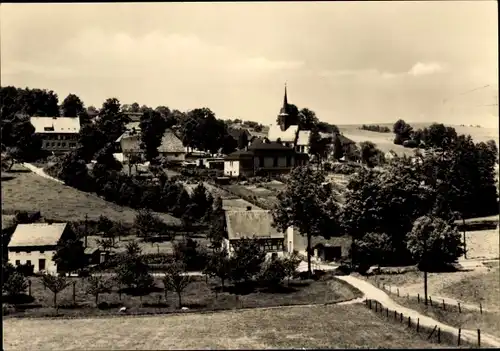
[277,84,290,131]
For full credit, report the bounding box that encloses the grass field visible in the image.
[463,230,499,260]
[222,198,263,211]
[1,165,181,226]
[337,123,499,156]
[3,276,360,319]
[3,304,447,350]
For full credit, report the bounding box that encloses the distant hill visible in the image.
[337,123,499,156]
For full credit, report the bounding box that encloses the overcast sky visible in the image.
[1,2,498,127]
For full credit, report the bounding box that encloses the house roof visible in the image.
[120,134,141,152]
[225,210,284,240]
[125,122,141,131]
[248,138,294,151]
[30,117,81,134]
[267,124,298,143]
[228,128,251,141]
[224,149,254,160]
[8,223,67,247]
[337,134,355,145]
[158,129,186,154]
[2,215,16,230]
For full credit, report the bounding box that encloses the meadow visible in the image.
[3,304,448,350]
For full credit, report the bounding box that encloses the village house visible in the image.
[223,138,308,177]
[117,128,187,163]
[30,116,81,154]
[7,223,72,274]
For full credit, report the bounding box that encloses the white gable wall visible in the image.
[9,250,57,274]
[224,160,240,177]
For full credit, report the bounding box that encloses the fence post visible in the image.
[458,302,461,313]
[478,329,481,347]
[458,328,461,346]
[28,279,32,297]
[397,288,400,297]
[386,307,389,317]
[400,312,403,323]
[369,300,372,309]
[437,328,441,343]
[408,316,411,328]
[394,310,397,319]
[443,299,446,311]
[430,296,433,306]
[480,303,482,314]
[428,325,437,339]
[407,293,409,300]
[72,281,76,305]
[375,301,378,312]
[417,318,420,332]
[417,293,420,303]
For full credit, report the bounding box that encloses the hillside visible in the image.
[337,123,499,156]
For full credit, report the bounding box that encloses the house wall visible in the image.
[253,156,290,169]
[8,249,57,274]
[224,238,286,259]
[286,226,308,256]
[160,152,186,162]
[39,133,79,153]
[224,160,240,177]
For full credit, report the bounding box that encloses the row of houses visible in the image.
[5,210,350,274]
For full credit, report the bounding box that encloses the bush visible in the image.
[323,162,332,172]
[403,139,419,148]
[329,163,361,175]
[2,303,16,315]
[173,238,207,271]
[259,258,287,288]
[15,263,34,277]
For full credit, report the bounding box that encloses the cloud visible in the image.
[318,68,398,80]
[408,62,447,76]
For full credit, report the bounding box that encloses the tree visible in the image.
[96,97,128,145]
[134,209,168,242]
[77,124,107,162]
[204,248,231,290]
[56,151,93,191]
[61,94,85,118]
[393,119,413,144]
[53,236,86,274]
[282,252,301,285]
[359,141,383,168]
[139,110,168,161]
[97,215,114,235]
[86,276,113,306]
[3,271,28,297]
[421,123,457,150]
[298,108,319,131]
[173,237,207,271]
[308,128,323,167]
[207,197,225,249]
[237,130,249,150]
[191,183,210,220]
[407,215,464,304]
[355,232,392,271]
[41,273,71,309]
[272,166,339,276]
[229,238,266,285]
[259,258,287,289]
[162,262,192,308]
[332,133,344,161]
[115,243,154,291]
[3,117,42,167]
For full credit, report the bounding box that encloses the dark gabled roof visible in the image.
[248,138,294,151]
[228,128,251,140]
[337,133,355,145]
[225,210,284,240]
[224,149,254,160]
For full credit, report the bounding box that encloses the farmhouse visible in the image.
[224,138,308,177]
[118,128,186,163]
[223,210,286,259]
[7,223,72,274]
[30,116,80,154]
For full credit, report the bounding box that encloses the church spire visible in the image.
[283,82,288,108]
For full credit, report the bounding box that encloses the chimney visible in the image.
[246,206,252,211]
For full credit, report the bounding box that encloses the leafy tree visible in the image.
[407,215,464,304]
[97,215,114,235]
[41,273,71,309]
[332,133,344,161]
[173,237,207,271]
[3,118,42,167]
[173,188,192,218]
[139,110,168,162]
[2,260,16,289]
[359,141,383,167]
[162,262,192,308]
[282,253,301,285]
[207,197,225,249]
[61,93,85,117]
[115,243,154,291]
[237,130,249,150]
[96,97,128,145]
[259,258,287,289]
[393,119,413,143]
[56,151,93,191]
[53,236,86,274]
[134,209,169,242]
[204,248,231,289]
[355,232,392,271]
[421,123,457,149]
[19,88,60,117]
[317,121,340,135]
[272,166,339,276]
[191,183,210,220]
[86,276,113,306]
[308,128,323,166]
[298,108,319,131]
[77,124,107,162]
[3,271,28,297]
[229,238,266,285]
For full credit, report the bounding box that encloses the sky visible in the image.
[1,2,498,128]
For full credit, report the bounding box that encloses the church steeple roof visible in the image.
[279,83,289,116]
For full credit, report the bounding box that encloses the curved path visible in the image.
[336,275,500,348]
[22,162,64,183]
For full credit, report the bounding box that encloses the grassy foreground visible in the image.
[3,304,445,350]
[1,165,180,225]
[3,276,360,318]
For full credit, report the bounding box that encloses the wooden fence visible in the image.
[364,298,481,348]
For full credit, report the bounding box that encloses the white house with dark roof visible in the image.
[30,116,81,153]
[8,223,70,274]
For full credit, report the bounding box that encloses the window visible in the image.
[15,250,20,254]
[40,250,45,254]
[15,260,20,266]
[259,156,264,167]
[39,259,46,271]
[62,142,66,147]
[51,142,56,147]
[26,260,31,266]
[273,157,278,167]
[57,142,61,147]
[44,126,54,132]
[26,250,31,254]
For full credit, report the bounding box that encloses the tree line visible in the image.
[359,124,391,133]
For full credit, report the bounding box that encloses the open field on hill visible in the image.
[222,198,263,211]
[3,304,446,350]
[337,123,499,156]
[463,230,499,260]
[1,165,181,226]
[3,276,359,319]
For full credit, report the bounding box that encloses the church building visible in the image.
[267,85,312,154]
